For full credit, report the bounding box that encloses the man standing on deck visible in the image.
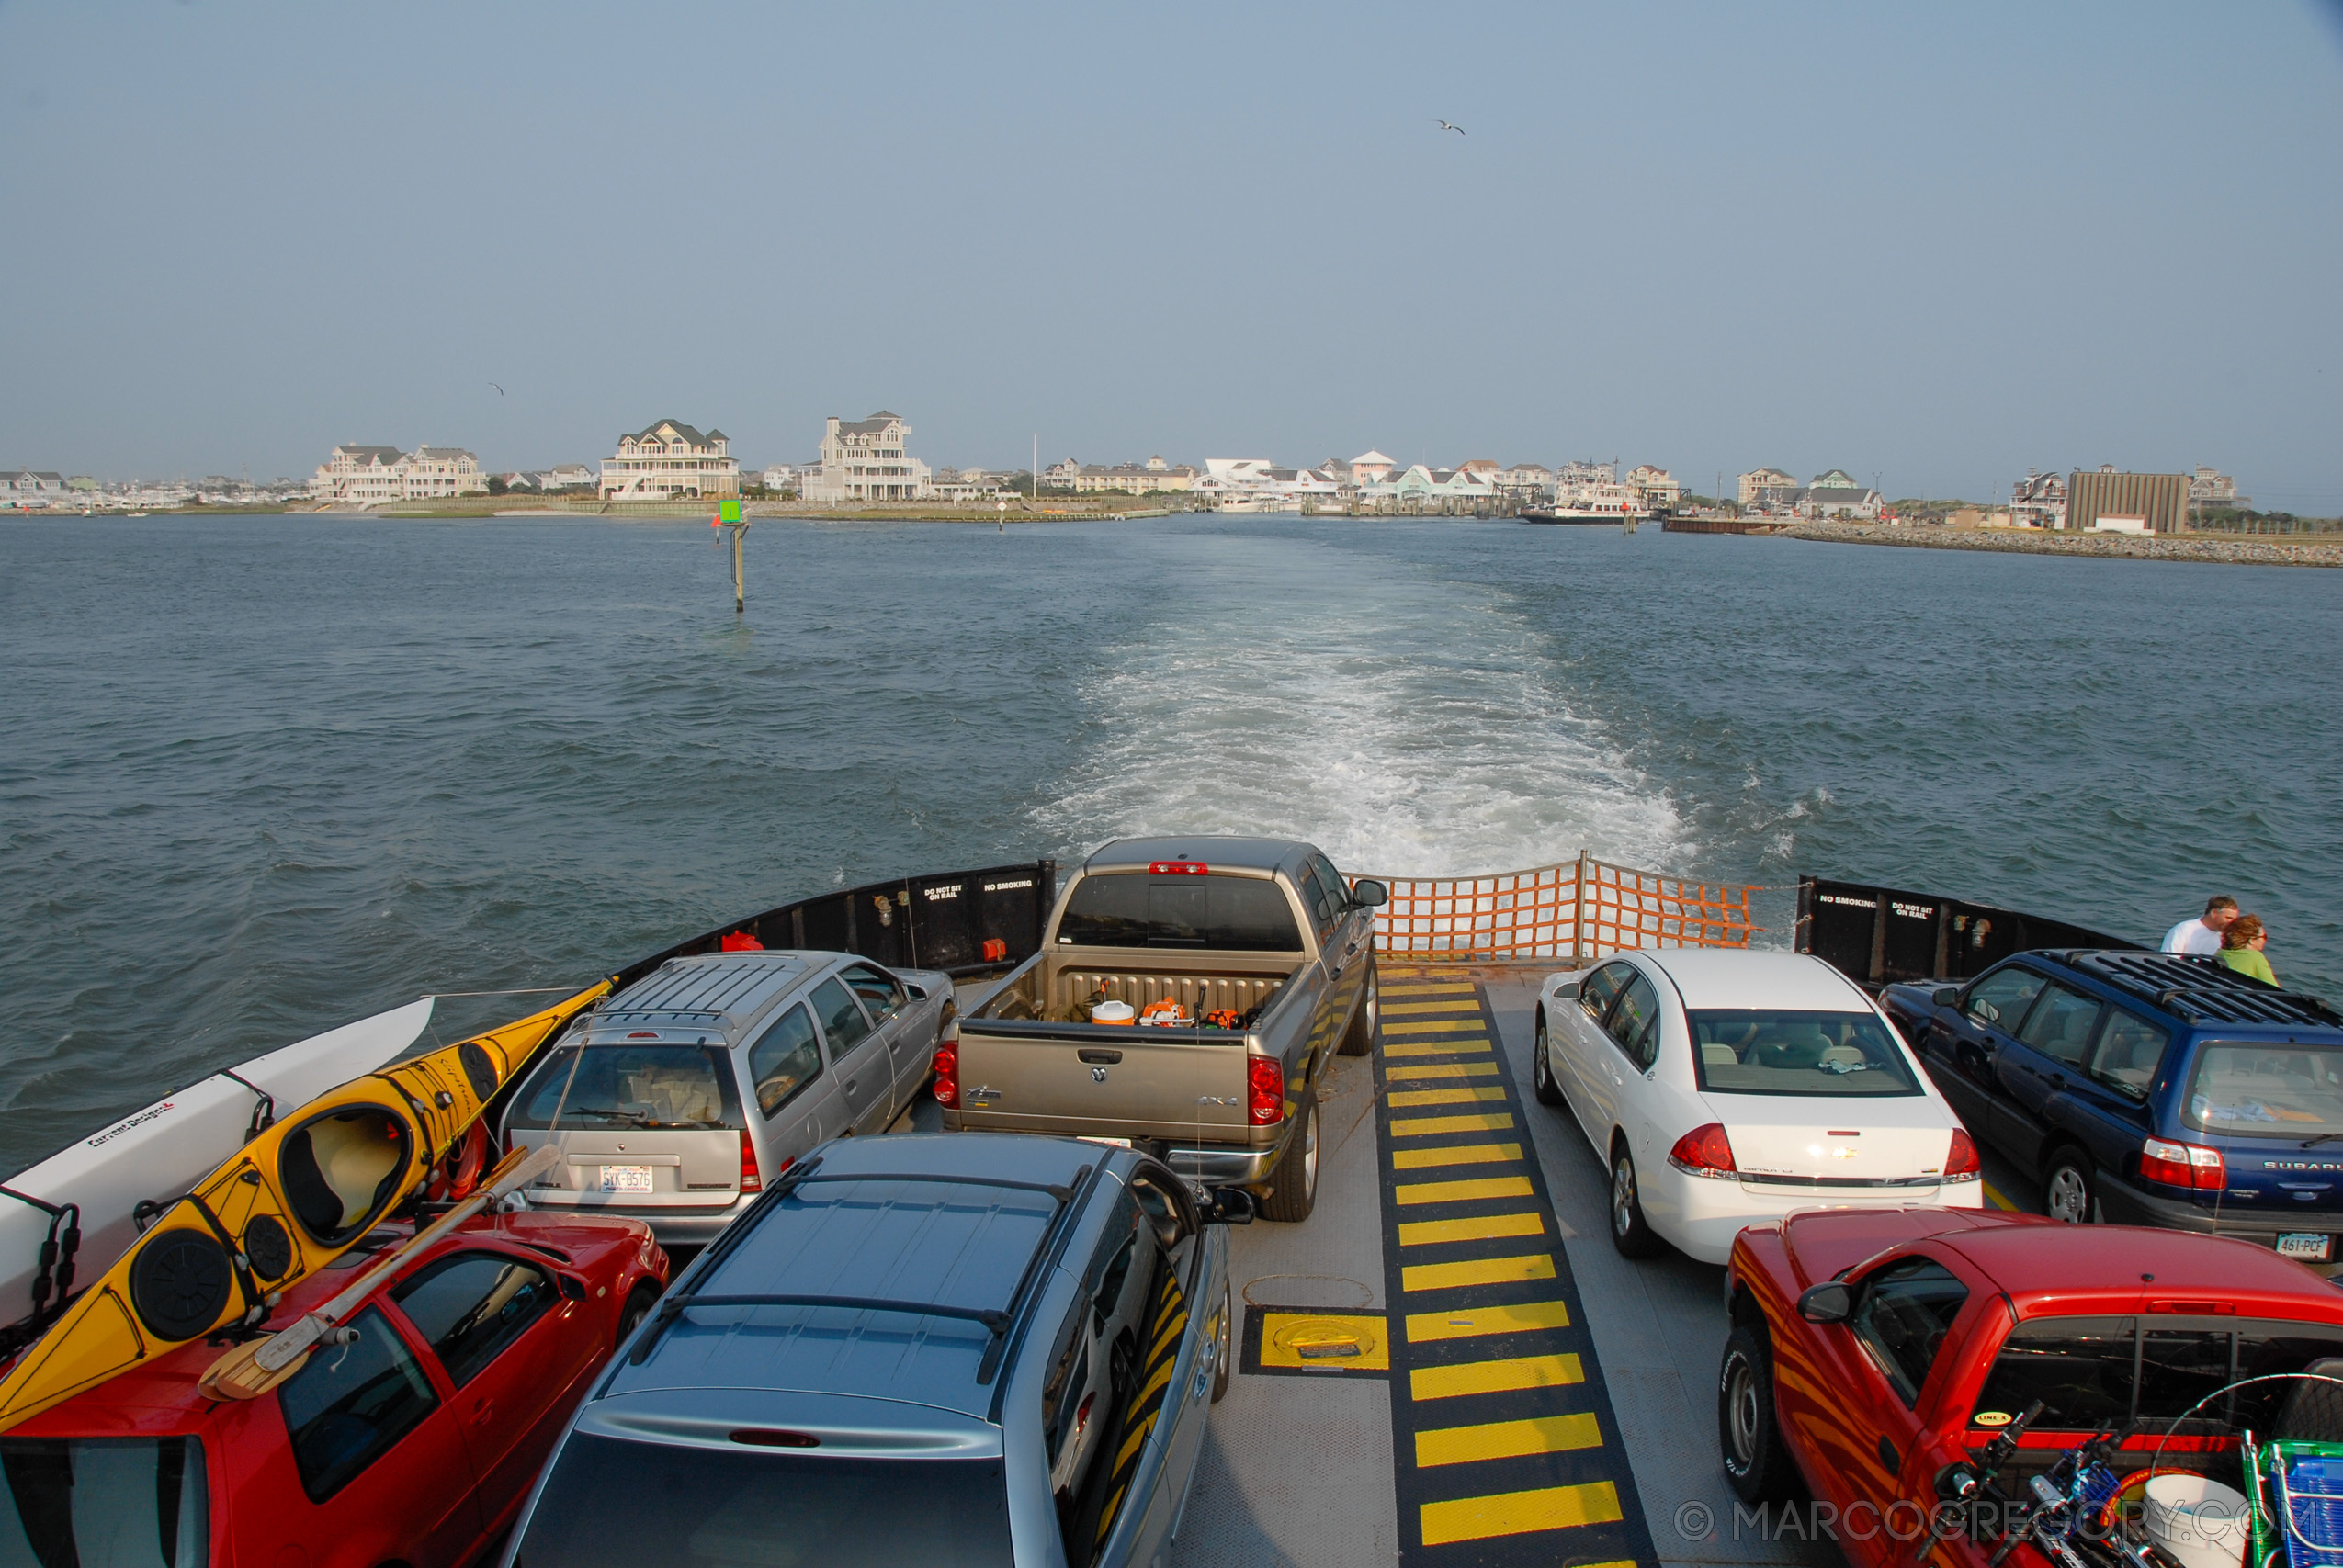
[2163,896,2239,956]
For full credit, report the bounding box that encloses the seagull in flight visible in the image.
[1436,120,1465,135]
[489,381,504,396]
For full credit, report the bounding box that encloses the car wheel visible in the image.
[1210,1276,1234,1403]
[1532,1011,1565,1106]
[1338,959,1379,1056]
[616,1279,662,1349]
[1610,1145,1662,1258]
[1719,1323,1796,1505]
[2043,1149,2096,1224]
[1260,1085,1319,1223]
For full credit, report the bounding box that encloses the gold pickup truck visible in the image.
[939,837,1386,1221]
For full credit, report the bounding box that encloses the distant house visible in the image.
[2009,469,2066,530]
[537,464,596,492]
[1626,464,1682,511]
[1349,450,1398,486]
[499,472,540,492]
[2188,465,2249,516]
[1799,469,1881,521]
[801,411,930,503]
[1737,468,1796,508]
[1060,457,1198,494]
[601,420,740,502]
[2,470,68,498]
[1496,462,1553,501]
[309,445,486,503]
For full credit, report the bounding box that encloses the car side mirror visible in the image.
[1350,880,1388,908]
[1797,1281,1853,1324]
[558,1274,586,1302]
[904,983,929,1000]
[1202,1187,1257,1225]
[1932,987,1960,1007]
[1549,977,1581,1000]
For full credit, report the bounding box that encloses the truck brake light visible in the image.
[739,1131,763,1193]
[1149,861,1209,875]
[932,1041,959,1108]
[2141,1136,2224,1190]
[1944,1129,1982,1181]
[1247,1056,1285,1125]
[1668,1122,1737,1178]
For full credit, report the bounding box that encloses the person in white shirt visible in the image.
[2162,896,2238,956]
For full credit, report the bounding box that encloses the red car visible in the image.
[0,1210,665,1568]
[1721,1207,2343,1568]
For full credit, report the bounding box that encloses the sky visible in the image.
[5,1,2341,510]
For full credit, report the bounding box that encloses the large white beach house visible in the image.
[801,412,932,503]
[600,419,741,501]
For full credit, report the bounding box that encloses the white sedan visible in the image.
[1531,948,1982,1264]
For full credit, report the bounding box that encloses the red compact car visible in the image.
[1722,1207,2343,1568]
[0,1210,665,1568]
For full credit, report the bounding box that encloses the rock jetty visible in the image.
[1786,520,2341,569]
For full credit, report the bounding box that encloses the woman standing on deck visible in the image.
[2220,914,2279,986]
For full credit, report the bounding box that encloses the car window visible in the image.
[1040,1303,1094,1479]
[810,977,874,1055]
[1963,966,2047,1032]
[841,964,909,1023]
[1972,1316,2343,1432]
[1579,963,1630,1023]
[1295,865,1340,946]
[1606,976,1662,1072]
[2015,983,2102,1068]
[2184,1043,2343,1143]
[1308,854,1350,914]
[1850,1258,1969,1407]
[746,1004,824,1117]
[390,1251,558,1388]
[2088,1011,2168,1101]
[1688,1010,1924,1098]
[277,1305,439,1502]
[0,1436,209,1568]
[1055,873,1303,952]
[506,1043,743,1131]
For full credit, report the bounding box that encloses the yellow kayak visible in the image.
[0,982,606,1433]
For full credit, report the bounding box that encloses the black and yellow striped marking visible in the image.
[1372,973,1657,1563]
[1095,1258,1188,1550]
[1240,1303,1392,1378]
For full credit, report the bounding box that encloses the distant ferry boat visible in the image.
[1521,460,1653,524]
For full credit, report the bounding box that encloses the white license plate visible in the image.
[599,1165,655,1194]
[2278,1233,2333,1261]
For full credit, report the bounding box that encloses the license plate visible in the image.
[2278,1233,2333,1262]
[599,1165,654,1194]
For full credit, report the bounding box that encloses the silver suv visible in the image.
[500,951,953,1245]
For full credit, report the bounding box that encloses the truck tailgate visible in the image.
[955,1021,1252,1142]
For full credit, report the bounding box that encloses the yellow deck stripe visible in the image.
[1398,1211,1545,1247]
[1388,1086,1507,1109]
[1419,1480,1624,1545]
[1383,1000,1488,1016]
[1406,1299,1571,1342]
[1403,1253,1556,1292]
[1387,1061,1500,1082]
[1396,1175,1534,1205]
[1415,1411,1602,1468]
[1391,1142,1520,1170]
[1409,1352,1584,1402]
[1383,1020,1492,1037]
[1382,983,1477,996]
[1391,1111,1514,1136]
[1381,1040,1493,1059]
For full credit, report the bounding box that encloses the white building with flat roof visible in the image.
[310,445,487,504]
[801,411,931,503]
[601,420,739,501]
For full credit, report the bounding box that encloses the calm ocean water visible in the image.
[3,513,2337,1173]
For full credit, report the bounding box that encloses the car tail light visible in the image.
[1149,861,1209,875]
[1074,1391,1094,1438]
[738,1131,763,1193]
[932,1041,959,1108]
[1247,1056,1285,1125]
[1944,1129,1982,1182]
[1668,1122,1737,1179]
[2142,1136,2224,1190]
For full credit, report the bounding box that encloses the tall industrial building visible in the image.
[2066,468,2188,534]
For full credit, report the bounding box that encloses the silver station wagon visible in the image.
[500,951,954,1244]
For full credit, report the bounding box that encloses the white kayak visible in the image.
[0,998,436,1328]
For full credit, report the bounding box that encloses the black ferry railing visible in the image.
[1795,874,2142,987]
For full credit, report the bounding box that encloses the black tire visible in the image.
[1210,1276,1233,1403]
[1609,1145,1663,1258]
[2043,1147,2096,1224]
[617,1279,662,1349]
[1260,1084,1320,1223]
[1719,1323,1797,1505]
[1532,1010,1565,1106]
[1338,958,1379,1056]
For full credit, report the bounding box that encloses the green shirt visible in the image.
[2220,945,2278,987]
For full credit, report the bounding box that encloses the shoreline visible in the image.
[1785,519,2342,569]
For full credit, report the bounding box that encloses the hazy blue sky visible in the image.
[6,2,2340,508]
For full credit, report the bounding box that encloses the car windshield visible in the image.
[1686,1010,1923,1097]
[512,1435,1013,1568]
[2183,1043,2343,1142]
[1056,873,1302,952]
[1971,1315,2343,1433]
[505,1044,743,1131]
[0,1436,209,1568]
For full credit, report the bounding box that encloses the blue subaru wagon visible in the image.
[1880,950,2343,1269]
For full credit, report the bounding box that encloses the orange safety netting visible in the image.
[1359,853,1761,961]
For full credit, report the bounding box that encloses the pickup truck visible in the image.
[938,836,1387,1222]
